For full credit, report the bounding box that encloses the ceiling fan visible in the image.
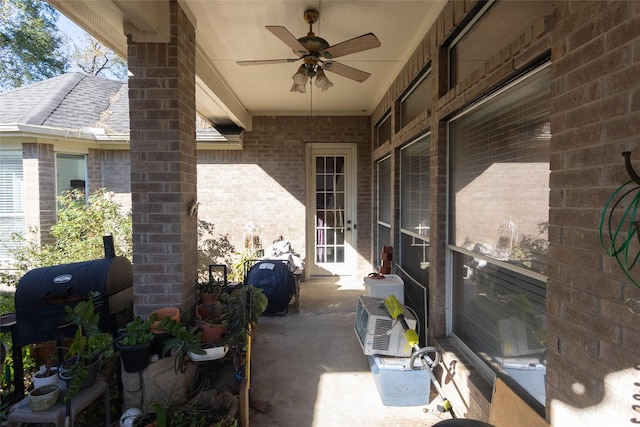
[237,9,381,93]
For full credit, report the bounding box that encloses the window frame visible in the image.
[446,63,551,409]
[399,67,432,129]
[375,112,392,148]
[0,150,25,261]
[376,155,392,269]
[56,152,88,197]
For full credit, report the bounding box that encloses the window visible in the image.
[448,65,551,405]
[399,135,430,345]
[0,151,24,261]
[448,0,553,90]
[400,70,432,128]
[375,112,392,148]
[56,154,87,196]
[376,156,391,268]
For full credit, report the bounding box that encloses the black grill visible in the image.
[14,256,134,346]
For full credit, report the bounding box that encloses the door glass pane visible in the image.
[315,155,346,265]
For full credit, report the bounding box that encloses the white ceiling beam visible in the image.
[114,0,171,43]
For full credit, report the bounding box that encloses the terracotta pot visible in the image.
[199,292,218,305]
[195,303,223,322]
[148,307,180,333]
[198,322,227,345]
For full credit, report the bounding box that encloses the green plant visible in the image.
[117,315,154,346]
[61,292,107,402]
[0,188,132,289]
[157,317,205,374]
[0,293,37,394]
[195,279,225,296]
[217,286,267,350]
[197,220,234,282]
[229,249,258,282]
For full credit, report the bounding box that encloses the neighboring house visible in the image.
[1,1,639,427]
[0,72,237,260]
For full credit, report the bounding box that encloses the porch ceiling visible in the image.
[48,0,446,131]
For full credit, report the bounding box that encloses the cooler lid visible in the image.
[363,274,404,287]
[374,355,425,370]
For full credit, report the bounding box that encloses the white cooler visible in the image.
[367,355,430,406]
[364,274,404,304]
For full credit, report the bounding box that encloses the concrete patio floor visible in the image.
[248,277,453,427]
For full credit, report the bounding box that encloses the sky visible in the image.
[57,13,87,41]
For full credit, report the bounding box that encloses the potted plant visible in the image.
[215,285,268,350]
[196,263,230,305]
[194,304,228,345]
[115,315,155,373]
[59,292,107,402]
[195,278,225,305]
[156,317,205,373]
[32,353,60,389]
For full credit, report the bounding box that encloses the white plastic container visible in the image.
[364,274,404,304]
[367,355,430,406]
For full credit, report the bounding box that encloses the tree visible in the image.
[70,33,128,80]
[0,0,67,90]
[0,188,133,288]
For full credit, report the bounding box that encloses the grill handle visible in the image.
[41,286,73,300]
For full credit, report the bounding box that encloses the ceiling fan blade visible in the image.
[323,61,371,83]
[266,26,309,57]
[321,33,381,59]
[237,58,301,66]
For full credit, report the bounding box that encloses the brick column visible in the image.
[127,1,197,316]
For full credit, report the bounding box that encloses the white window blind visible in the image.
[0,151,24,260]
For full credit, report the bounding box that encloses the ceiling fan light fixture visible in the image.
[315,68,333,91]
[291,65,309,93]
[291,66,308,93]
[290,82,307,93]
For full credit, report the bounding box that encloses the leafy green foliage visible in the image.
[197,220,234,282]
[195,278,225,295]
[117,316,154,346]
[0,0,68,90]
[61,292,104,403]
[217,286,267,350]
[156,317,204,374]
[0,188,132,288]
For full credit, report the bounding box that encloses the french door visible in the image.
[306,144,357,277]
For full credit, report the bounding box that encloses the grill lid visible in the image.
[14,256,133,345]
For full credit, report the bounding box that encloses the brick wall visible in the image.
[90,149,133,212]
[22,143,56,245]
[546,2,640,426]
[369,0,640,425]
[127,1,198,316]
[198,115,373,279]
